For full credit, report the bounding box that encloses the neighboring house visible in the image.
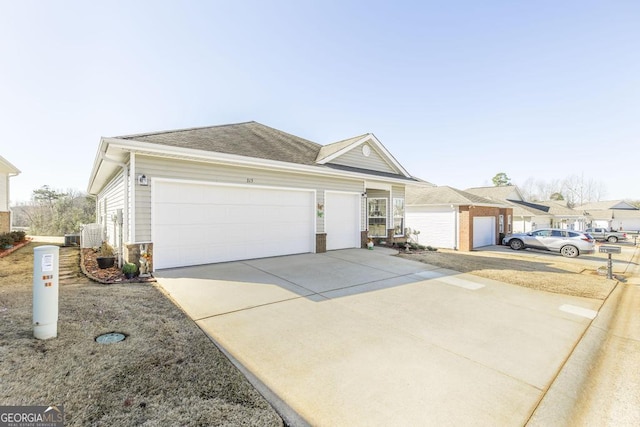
[495,200,552,233]
[464,185,552,233]
[0,155,20,233]
[87,121,418,270]
[578,200,640,231]
[506,199,587,232]
[406,185,513,250]
[538,200,587,230]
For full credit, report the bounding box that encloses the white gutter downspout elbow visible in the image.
[98,152,129,259]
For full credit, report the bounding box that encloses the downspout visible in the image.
[452,204,458,250]
[7,171,18,230]
[98,152,129,265]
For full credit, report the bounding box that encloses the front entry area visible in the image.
[152,180,315,269]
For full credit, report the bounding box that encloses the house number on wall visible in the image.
[246,178,254,183]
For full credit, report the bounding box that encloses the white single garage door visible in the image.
[325,192,361,250]
[406,206,456,249]
[473,216,496,248]
[152,180,315,269]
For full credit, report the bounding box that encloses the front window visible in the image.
[499,215,504,233]
[393,198,405,237]
[507,215,512,233]
[368,198,387,237]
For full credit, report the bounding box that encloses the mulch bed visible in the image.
[0,238,32,258]
[81,248,155,284]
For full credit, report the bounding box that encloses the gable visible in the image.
[328,141,397,174]
[611,201,638,210]
[316,134,410,177]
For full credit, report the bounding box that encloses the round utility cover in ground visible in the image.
[96,332,126,344]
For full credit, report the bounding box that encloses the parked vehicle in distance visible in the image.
[584,227,627,243]
[502,228,595,258]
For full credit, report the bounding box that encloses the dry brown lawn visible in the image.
[0,242,282,426]
[400,248,617,300]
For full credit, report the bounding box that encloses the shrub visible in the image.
[122,262,137,274]
[0,233,13,247]
[10,230,26,243]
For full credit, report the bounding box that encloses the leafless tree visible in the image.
[562,174,607,207]
[517,174,606,205]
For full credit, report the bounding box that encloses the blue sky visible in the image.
[1,0,638,203]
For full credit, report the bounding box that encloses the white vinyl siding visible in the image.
[406,206,457,249]
[133,155,363,242]
[328,145,397,174]
[0,173,8,211]
[96,170,126,247]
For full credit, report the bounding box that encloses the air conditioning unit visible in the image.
[64,234,81,246]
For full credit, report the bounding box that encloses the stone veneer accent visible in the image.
[124,242,153,274]
[361,231,369,248]
[316,233,327,253]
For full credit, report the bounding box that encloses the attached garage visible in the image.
[406,206,457,249]
[152,180,315,269]
[325,191,361,251]
[472,216,496,248]
[89,122,419,272]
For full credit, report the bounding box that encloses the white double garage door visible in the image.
[152,180,361,269]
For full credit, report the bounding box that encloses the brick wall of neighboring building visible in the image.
[458,206,513,251]
[0,211,9,234]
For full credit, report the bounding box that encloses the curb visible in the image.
[527,245,640,425]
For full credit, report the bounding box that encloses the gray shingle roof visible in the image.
[406,185,500,205]
[464,185,523,201]
[119,121,323,166]
[577,200,639,211]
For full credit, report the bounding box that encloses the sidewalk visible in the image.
[529,245,640,425]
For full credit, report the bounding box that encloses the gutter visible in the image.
[102,137,417,185]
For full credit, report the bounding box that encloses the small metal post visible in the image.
[607,253,613,280]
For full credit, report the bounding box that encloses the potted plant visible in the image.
[122,262,137,279]
[96,242,116,269]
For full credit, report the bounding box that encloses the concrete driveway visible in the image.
[156,248,605,426]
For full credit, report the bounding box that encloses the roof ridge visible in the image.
[116,121,258,139]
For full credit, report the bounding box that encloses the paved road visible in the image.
[529,245,640,426]
[156,248,609,426]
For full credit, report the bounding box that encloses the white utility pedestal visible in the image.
[33,245,59,340]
